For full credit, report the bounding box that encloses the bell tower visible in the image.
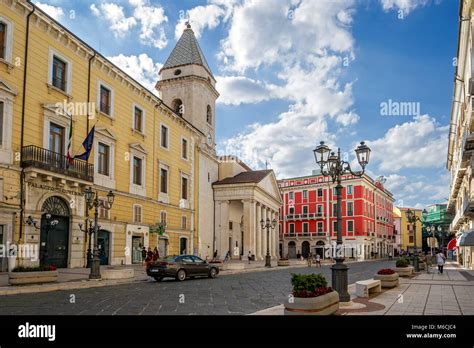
[156,22,219,149]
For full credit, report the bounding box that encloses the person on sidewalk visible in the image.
[248,251,252,264]
[141,246,147,265]
[436,250,446,274]
[315,254,321,268]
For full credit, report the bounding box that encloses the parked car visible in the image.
[146,255,219,281]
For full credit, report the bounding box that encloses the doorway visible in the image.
[179,237,188,255]
[288,241,296,259]
[132,236,143,264]
[40,196,70,268]
[97,230,110,265]
[315,241,325,258]
[158,238,168,258]
[302,241,310,258]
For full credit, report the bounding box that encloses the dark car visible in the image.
[146,255,219,281]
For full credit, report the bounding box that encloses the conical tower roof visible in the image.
[162,23,213,76]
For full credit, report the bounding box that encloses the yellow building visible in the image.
[398,207,423,253]
[0,0,201,269]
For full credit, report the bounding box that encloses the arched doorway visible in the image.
[288,241,296,259]
[40,196,70,268]
[315,241,325,258]
[302,241,310,259]
[97,230,110,265]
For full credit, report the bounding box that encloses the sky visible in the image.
[33,0,458,208]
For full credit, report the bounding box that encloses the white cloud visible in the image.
[175,4,225,40]
[384,172,449,208]
[215,0,358,177]
[90,0,168,48]
[107,53,162,95]
[90,3,137,38]
[131,0,168,49]
[367,115,448,172]
[219,0,355,72]
[216,76,281,105]
[35,2,64,20]
[380,0,429,16]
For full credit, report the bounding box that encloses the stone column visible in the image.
[242,200,256,260]
[262,206,268,260]
[219,200,230,259]
[274,212,279,259]
[271,210,277,258]
[256,202,262,260]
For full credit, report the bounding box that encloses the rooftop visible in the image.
[162,23,213,76]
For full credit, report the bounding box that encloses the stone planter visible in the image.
[102,268,134,280]
[374,273,399,288]
[8,270,59,285]
[278,259,290,266]
[284,290,339,315]
[394,266,414,277]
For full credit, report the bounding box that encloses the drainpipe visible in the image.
[82,51,95,267]
[19,4,36,242]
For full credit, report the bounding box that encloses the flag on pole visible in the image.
[66,117,74,165]
[74,126,95,161]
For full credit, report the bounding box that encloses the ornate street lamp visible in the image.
[260,217,277,268]
[78,218,94,268]
[313,141,371,302]
[84,187,115,279]
[405,208,427,272]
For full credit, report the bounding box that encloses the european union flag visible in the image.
[74,126,95,161]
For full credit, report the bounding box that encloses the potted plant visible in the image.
[8,265,58,285]
[284,273,339,315]
[278,258,290,266]
[394,257,414,277]
[374,268,399,288]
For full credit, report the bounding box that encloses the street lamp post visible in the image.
[405,208,427,272]
[313,141,371,302]
[260,217,277,268]
[78,218,94,268]
[84,187,115,279]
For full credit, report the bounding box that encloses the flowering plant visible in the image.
[290,273,333,298]
[377,268,395,275]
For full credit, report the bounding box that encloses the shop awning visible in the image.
[459,231,474,246]
[447,238,457,250]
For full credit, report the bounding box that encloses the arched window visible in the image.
[206,105,212,124]
[172,99,183,116]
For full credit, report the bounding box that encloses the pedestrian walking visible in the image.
[141,246,147,265]
[152,246,159,261]
[307,252,313,267]
[248,251,252,263]
[437,250,446,274]
[315,254,321,268]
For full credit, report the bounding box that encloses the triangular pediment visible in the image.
[0,80,16,96]
[257,171,282,203]
[96,127,117,140]
[130,143,148,154]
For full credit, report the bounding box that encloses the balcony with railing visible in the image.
[21,145,94,182]
[284,231,327,239]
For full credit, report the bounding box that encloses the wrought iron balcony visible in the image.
[21,145,94,182]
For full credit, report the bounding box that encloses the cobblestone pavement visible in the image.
[0,260,394,315]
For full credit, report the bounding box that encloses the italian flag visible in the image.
[66,118,73,165]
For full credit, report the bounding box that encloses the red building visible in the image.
[278,173,395,260]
